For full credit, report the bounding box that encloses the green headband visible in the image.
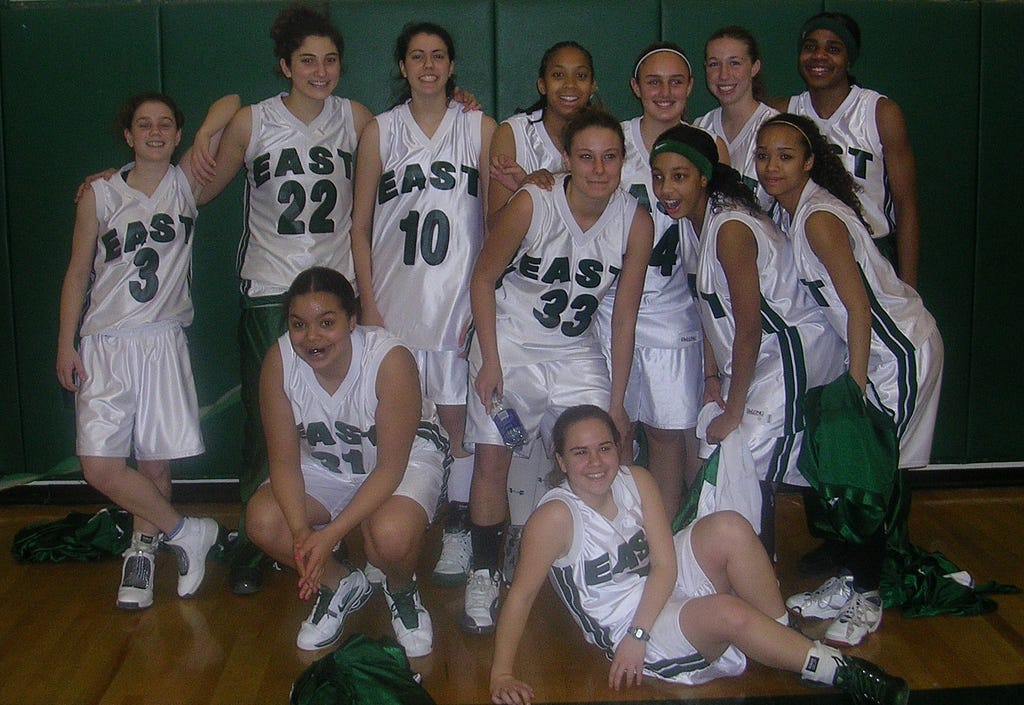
[800,16,859,66]
[650,139,714,180]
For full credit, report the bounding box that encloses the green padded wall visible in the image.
[1,5,161,479]
[0,24,24,478]
[828,0,979,462]
[494,0,661,123]
[661,0,823,120]
[0,1,1022,477]
[330,0,496,116]
[970,1,1024,460]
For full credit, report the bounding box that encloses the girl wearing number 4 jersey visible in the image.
[462,107,653,635]
[350,22,495,587]
[57,94,225,611]
[599,42,729,517]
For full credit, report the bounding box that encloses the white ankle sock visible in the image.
[802,641,844,685]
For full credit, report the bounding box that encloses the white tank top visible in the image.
[82,163,197,336]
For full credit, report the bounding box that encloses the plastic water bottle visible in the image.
[491,394,527,450]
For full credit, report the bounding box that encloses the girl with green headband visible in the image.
[769,11,922,290]
[649,124,845,543]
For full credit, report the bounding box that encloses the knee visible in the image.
[245,495,286,552]
[707,510,758,546]
[365,504,424,563]
[472,447,512,486]
[79,458,118,490]
[706,594,755,637]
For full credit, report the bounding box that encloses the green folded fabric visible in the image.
[12,507,132,563]
[290,634,435,705]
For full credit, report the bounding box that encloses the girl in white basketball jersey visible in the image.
[189,3,375,595]
[756,113,943,647]
[603,42,721,516]
[490,406,908,704]
[462,108,653,635]
[769,12,921,288]
[350,22,495,587]
[649,124,844,524]
[694,26,778,208]
[487,41,598,217]
[247,267,448,656]
[57,94,224,610]
[485,41,598,586]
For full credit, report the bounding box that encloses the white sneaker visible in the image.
[461,568,501,634]
[117,533,158,610]
[432,530,472,585]
[384,579,433,657]
[786,573,855,619]
[296,569,373,651]
[164,517,219,598]
[825,590,883,647]
[501,525,523,586]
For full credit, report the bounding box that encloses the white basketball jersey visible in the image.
[785,181,939,431]
[694,102,778,210]
[694,204,844,438]
[542,467,651,660]
[594,117,701,350]
[81,164,197,336]
[485,175,636,366]
[238,95,357,298]
[278,326,449,479]
[370,103,484,351]
[788,87,893,238]
[504,109,563,173]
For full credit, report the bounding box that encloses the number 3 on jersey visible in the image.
[400,209,450,266]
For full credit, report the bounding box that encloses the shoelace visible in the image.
[838,592,879,624]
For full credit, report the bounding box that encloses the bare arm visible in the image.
[192,104,252,206]
[490,500,572,705]
[608,466,677,690]
[876,97,920,288]
[470,189,533,413]
[608,207,654,439]
[804,211,871,392]
[487,122,520,223]
[350,118,384,325]
[187,94,242,188]
[56,191,100,392]
[707,220,761,444]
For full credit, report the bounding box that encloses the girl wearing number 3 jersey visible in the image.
[350,22,495,577]
[57,94,224,611]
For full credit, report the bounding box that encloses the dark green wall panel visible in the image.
[331,0,495,116]
[829,0,979,462]
[0,21,24,478]
[661,0,823,120]
[1,6,161,478]
[0,1,1021,476]
[494,0,661,122]
[969,1,1024,460]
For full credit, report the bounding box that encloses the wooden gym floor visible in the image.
[0,486,1022,705]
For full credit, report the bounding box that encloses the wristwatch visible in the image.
[628,625,650,642]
